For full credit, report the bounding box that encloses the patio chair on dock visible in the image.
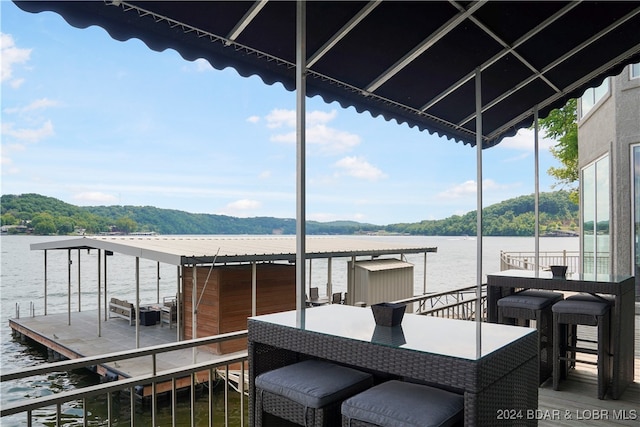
[552,297,612,399]
[497,289,564,384]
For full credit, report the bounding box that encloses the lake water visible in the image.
[0,234,578,425]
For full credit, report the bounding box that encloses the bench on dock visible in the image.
[109,298,135,325]
[161,296,177,329]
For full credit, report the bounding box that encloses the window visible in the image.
[631,63,640,79]
[582,155,610,277]
[633,145,640,298]
[579,79,609,119]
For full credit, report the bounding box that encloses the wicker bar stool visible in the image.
[552,299,611,399]
[254,359,373,427]
[497,289,564,384]
[341,380,463,427]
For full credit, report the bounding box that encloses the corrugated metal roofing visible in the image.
[31,236,437,266]
[353,258,414,272]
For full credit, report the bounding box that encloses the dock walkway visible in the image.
[9,310,243,395]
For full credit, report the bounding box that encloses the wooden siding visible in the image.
[183,263,295,354]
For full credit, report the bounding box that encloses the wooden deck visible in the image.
[537,310,640,426]
[9,310,245,396]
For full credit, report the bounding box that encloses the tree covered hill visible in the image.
[1,191,578,236]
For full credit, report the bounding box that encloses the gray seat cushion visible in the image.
[255,360,373,409]
[566,293,614,304]
[498,289,564,310]
[552,299,610,316]
[341,380,463,427]
[498,294,552,310]
[518,290,564,303]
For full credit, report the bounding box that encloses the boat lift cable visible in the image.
[195,248,219,314]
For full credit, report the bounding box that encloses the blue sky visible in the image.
[1,2,562,225]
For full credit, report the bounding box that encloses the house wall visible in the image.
[182,263,295,354]
[578,65,640,277]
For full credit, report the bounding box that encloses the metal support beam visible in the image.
[104,250,108,322]
[252,262,257,316]
[136,257,140,348]
[67,249,71,326]
[295,0,307,327]
[97,249,101,337]
[44,250,48,316]
[534,106,540,275]
[475,67,483,356]
[77,249,81,312]
[475,67,483,316]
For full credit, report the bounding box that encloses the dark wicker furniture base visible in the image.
[552,299,611,399]
[248,306,538,427]
[497,290,564,384]
[487,270,635,400]
[254,359,373,426]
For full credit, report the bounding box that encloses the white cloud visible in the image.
[10,78,25,89]
[246,115,260,124]
[498,128,556,151]
[4,98,60,114]
[333,156,387,181]
[221,199,262,217]
[265,108,360,154]
[266,109,296,128]
[194,58,212,72]
[258,170,271,179]
[1,120,54,143]
[1,33,31,86]
[0,155,19,175]
[73,192,119,204]
[436,179,515,200]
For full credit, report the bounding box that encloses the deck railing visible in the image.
[1,285,492,426]
[394,284,487,321]
[500,250,580,272]
[1,331,249,427]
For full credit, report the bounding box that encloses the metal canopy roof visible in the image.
[31,236,437,265]
[13,1,640,148]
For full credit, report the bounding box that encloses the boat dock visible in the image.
[9,310,244,397]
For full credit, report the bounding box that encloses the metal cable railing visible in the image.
[1,331,248,427]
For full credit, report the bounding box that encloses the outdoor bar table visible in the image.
[248,304,538,426]
[486,269,635,400]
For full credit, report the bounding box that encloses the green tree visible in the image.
[31,212,57,235]
[115,216,137,233]
[1,213,18,226]
[55,216,76,234]
[538,99,579,204]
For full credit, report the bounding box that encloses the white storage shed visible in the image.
[347,258,414,312]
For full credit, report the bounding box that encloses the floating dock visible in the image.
[9,310,242,396]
